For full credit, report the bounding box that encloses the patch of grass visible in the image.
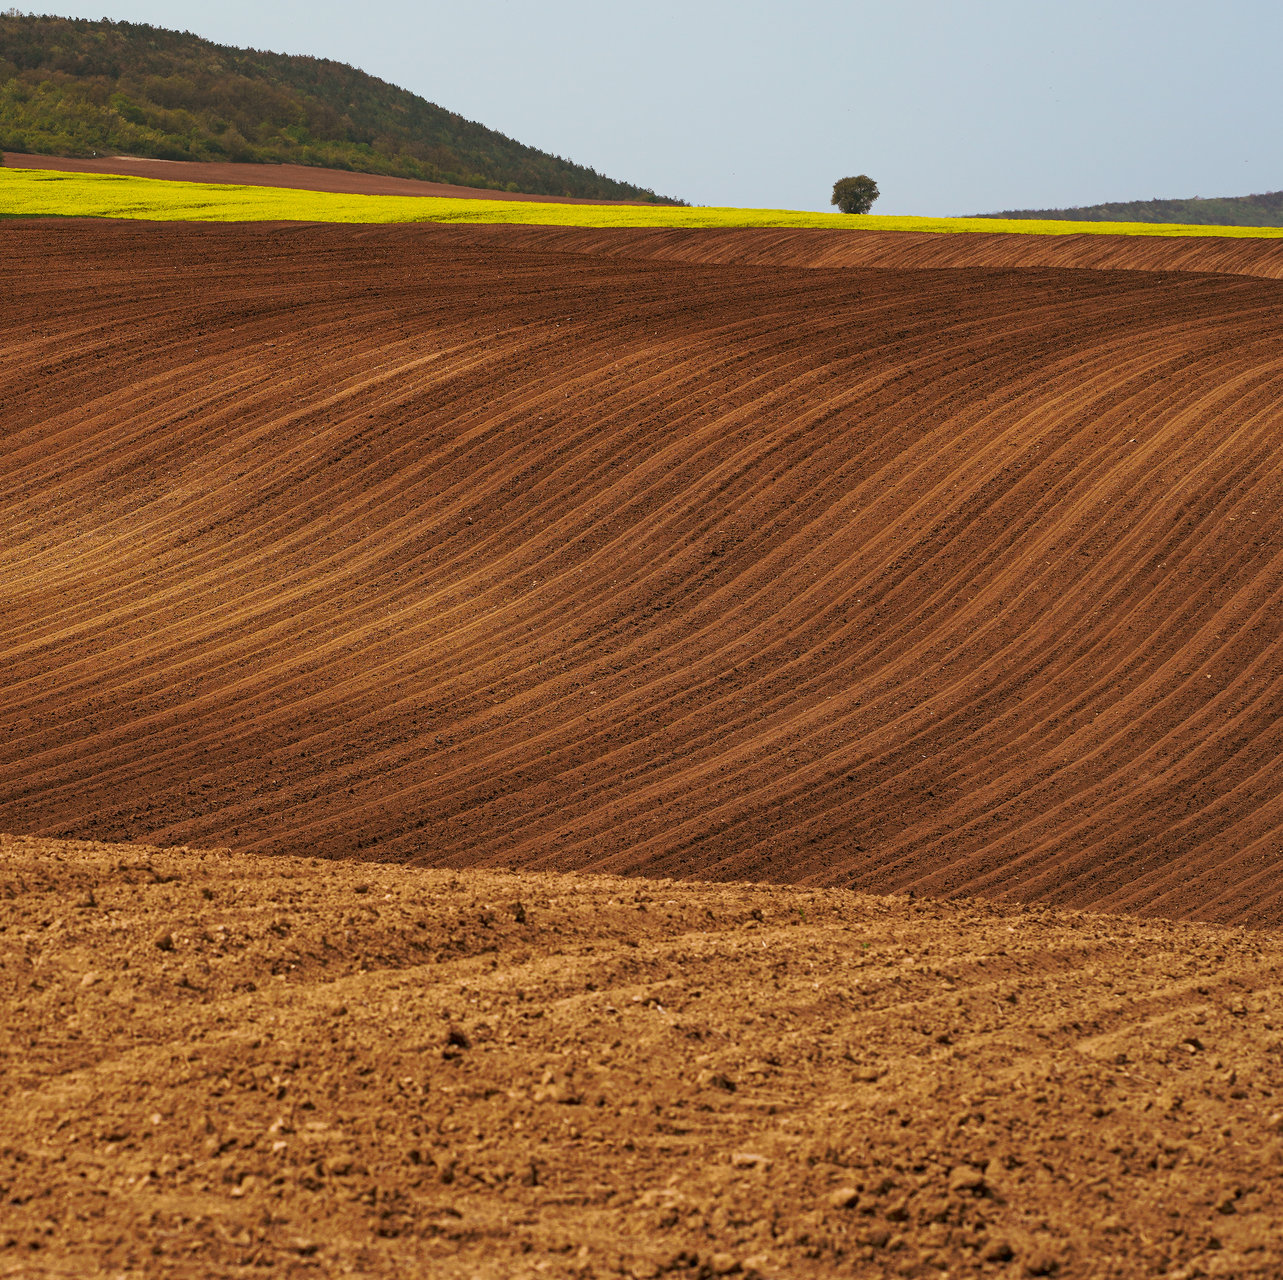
[4,167,1283,238]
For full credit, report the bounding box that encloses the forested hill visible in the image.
[0,14,684,203]
[976,190,1283,227]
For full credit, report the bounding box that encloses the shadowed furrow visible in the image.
[3,220,1282,923]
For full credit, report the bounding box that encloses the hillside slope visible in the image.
[0,13,680,202]
[4,833,1282,1279]
[3,222,1283,924]
[979,190,1283,228]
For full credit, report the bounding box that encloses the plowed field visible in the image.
[4,220,1283,923]
[4,834,1282,1279]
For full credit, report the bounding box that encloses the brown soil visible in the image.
[4,832,1282,1279]
[1,151,652,204]
[404,223,1283,281]
[3,220,1283,924]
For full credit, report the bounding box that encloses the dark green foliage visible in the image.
[976,191,1283,227]
[0,14,685,203]
[831,175,879,215]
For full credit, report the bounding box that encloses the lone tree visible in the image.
[832,175,879,215]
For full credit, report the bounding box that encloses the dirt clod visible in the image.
[1024,1250,1061,1276]
[828,1185,860,1210]
[948,1165,987,1195]
[981,1237,1015,1262]
[696,1069,736,1092]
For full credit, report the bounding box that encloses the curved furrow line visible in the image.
[431,536,1272,877]
[2,495,1262,877]
[1134,824,1283,923]
[839,596,1283,902]
[857,662,1283,914]
[1010,720,1283,920]
[824,354,1283,771]
[937,665,1283,905]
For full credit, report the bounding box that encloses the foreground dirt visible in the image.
[1,151,652,204]
[3,221,1283,923]
[3,833,1281,1279]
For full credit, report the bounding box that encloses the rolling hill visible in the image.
[4,218,1283,925]
[0,13,682,202]
[978,189,1283,227]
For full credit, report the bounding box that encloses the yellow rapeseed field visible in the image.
[4,166,1283,238]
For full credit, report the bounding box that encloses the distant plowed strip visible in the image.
[405,222,1283,280]
[3,220,1283,924]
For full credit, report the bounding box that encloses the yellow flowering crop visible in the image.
[4,166,1282,239]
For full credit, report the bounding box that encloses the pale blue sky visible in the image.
[39,0,1283,214]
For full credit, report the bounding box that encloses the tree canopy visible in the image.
[831,175,879,215]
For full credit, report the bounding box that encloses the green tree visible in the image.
[831,174,879,215]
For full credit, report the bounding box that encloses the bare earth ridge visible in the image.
[3,221,1283,923]
[4,834,1282,1279]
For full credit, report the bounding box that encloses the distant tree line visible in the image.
[0,14,686,204]
[976,190,1283,228]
